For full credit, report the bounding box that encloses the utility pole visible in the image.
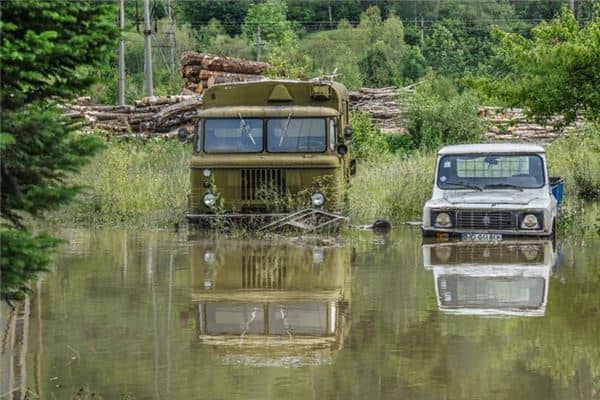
[166,0,176,74]
[255,27,263,61]
[420,15,424,45]
[328,1,333,28]
[143,0,154,97]
[569,0,575,13]
[117,0,125,105]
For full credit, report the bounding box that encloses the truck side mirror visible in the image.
[343,127,353,140]
[177,128,189,143]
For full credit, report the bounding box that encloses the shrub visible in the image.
[406,74,484,150]
[349,112,389,160]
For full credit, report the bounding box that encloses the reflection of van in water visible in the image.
[186,80,355,224]
[190,240,351,366]
[423,241,556,317]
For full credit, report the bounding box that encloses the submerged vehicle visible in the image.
[422,144,564,240]
[186,80,355,224]
[190,240,351,366]
[423,240,557,316]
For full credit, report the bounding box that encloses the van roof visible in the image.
[438,143,545,155]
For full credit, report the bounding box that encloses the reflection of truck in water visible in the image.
[190,240,351,366]
[186,80,355,224]
[422,144,563,240]
[423,241,556,316]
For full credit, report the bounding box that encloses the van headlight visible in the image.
[434,212,452,228]
[311,192,325,207]
[203,193,216,207]
[521,213,540,229]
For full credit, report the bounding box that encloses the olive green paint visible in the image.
[189,80,353,215]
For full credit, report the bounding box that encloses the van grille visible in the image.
[431,243,545,265]
[456,210,516,229]
[241,169,286,201]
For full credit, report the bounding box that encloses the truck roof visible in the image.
[438,143,545,155]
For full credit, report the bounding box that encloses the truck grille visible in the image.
[456,210,516,229]
[241,254,287,289]
[241,169,286,201]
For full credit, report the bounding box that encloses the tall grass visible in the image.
[49,139,191,227]
[348,152,435,223]
[348,125,600,225]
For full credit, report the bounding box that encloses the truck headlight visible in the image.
[435,212,452,228]
[311,192,325,207]
[521,214,539,229]
[202,169,211,177]
[203,193,216,207]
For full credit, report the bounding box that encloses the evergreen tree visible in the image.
[0,1,118,302]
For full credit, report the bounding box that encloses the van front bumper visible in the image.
[422,227,553,239]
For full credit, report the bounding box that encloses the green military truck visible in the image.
[186,79,355,224]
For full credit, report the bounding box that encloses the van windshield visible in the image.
[437,154,545,189]
[204,119,263,153]
[267,118,326,153]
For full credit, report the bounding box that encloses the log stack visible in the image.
[479,106,582,142]
[349,87,413,134]
[63,95,203,138]
[180,51,270,94]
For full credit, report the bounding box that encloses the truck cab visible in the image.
[187,80,354,223]
[422,144,563,240]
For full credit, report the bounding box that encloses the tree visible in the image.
[242,0,292,47]
[359,42,398,87]
[0,1,118,301]
[486,6,600,125]
[177,0,250,36]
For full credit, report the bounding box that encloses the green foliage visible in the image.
[0,0,118,302]
[177,0,250,36]
[242,0,292,47]
[406,74,484,149]
[348,152,435,223]
[266,30,312,79]
[49,140,191,227]
[0,227,60,302]
[546,125,600,201]
[193,18,254,60]
[0,0,118,109]
[482,7,600,125]
[349,112,390,160]
[359,42,398,87]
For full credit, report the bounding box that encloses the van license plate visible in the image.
[461,233,502,242]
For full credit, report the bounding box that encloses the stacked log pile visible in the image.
[63,95,203,137]
[479,106,582,142]
[349,87,412,134]
[180,51,270,94]
[349,87,579,141]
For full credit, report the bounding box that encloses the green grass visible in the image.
[48,139,191,227]
[348,124,600,225]
[49,126,599,230]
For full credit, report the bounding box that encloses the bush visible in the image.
[349,112,390,160]
[406,74,484,150]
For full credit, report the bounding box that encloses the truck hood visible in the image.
[443,190,544,205]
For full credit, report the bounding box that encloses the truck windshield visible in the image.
[204,119,263,153]
[437,154,545,189]
[267,118,326,152]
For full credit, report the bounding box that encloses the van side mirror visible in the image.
[343,127,353,140]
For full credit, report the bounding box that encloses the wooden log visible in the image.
[134,95,199,107]
[180,51,271,75]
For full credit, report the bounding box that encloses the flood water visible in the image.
[2,228,599,399]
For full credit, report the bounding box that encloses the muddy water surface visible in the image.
[2,228,599,399]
